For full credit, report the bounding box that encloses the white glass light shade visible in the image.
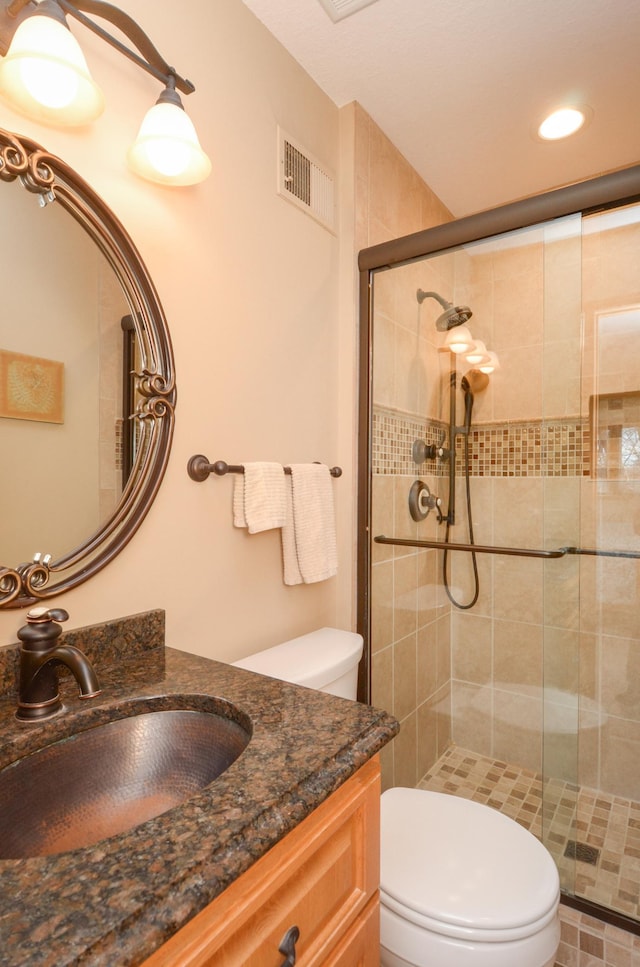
[0,15,104,125]
[444,325,474,353]
[465,340,489,365]
[127,101,211,186]
[478,351,500,374]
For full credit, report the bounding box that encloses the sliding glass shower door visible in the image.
[362,171,640,926]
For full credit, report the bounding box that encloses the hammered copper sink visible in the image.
[0,699,252,859]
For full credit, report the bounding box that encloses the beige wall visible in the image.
[0,0,350,659]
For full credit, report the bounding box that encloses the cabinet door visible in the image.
[324,895,380,967]
[142,757,380,967]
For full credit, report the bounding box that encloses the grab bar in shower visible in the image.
[374,536,565,558]
[373,536,640,560]
[561,546,640,560]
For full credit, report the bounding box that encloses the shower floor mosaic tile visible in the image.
[419,745,640,922]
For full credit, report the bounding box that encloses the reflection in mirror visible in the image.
[2,180,131,564]
[0,128,176,608]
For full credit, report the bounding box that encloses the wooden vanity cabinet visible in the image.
[141,756,381,967]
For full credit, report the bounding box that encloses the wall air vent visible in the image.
[315,0,380,22]
[277,128,335,233]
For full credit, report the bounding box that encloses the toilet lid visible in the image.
[380,789,559,937]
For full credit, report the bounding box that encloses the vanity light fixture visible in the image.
[0,0,211,186]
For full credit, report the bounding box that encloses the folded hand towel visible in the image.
[232,462,287,534]
[281,464,338,585]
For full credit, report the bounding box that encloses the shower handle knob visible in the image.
[413,439,438,463]
[409,480,441,521]
[422,491,441,512]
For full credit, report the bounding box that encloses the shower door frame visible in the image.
[357,163,640,705]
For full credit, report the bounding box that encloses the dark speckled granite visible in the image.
[0,613,398,966]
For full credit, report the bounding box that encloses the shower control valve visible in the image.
[412,439,436,463]
[408,480,441,522]
[413,439,450,464]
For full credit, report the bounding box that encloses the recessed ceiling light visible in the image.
[537,107,587,141]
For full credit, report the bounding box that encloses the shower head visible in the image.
[437,303,473,330]
[416,289,473,331]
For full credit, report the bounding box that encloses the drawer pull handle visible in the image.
[278,924,300,966]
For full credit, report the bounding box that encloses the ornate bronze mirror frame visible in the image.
[0,127,176,608]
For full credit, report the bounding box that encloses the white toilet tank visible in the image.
[232,628,363,699]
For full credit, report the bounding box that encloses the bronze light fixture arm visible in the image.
[2,0,195,94]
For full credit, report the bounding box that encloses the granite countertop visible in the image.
[0,611,398,966]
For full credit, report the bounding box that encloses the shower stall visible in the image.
[357,165,640,929]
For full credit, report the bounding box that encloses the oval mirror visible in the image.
[0,128,176,609]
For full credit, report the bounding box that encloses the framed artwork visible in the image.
[0,349,64,424]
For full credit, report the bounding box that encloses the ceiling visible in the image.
[240,0,640,217]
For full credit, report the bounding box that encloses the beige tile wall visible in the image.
[354,104,455,791]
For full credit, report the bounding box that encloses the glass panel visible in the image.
[576,201,640,919]
[540,212,583,897]
[367,199,640,925]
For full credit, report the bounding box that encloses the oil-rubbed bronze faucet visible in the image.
[15,608,101,722]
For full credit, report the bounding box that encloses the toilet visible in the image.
[379,788,560,967]
[234,629,561,967]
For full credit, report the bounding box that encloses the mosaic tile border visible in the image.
[372,408,448,476]
[373,406,591,477]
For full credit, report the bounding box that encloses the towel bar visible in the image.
[187,455,342,482]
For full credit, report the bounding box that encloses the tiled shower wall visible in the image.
[370,210,640,804]
[349,100,455,792]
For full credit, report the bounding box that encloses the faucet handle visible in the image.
[19,608,69,652]
[26,607,69,624]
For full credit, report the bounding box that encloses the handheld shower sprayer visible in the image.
[461,370,489,428]
[461,375,474,429]
[440,367,491,611]
[416,289,473,331]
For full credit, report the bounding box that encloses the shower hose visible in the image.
[443,426,479,610]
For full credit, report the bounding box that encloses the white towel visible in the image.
[232,462,287,534]
[281,464,338,585]
[281,476,303,585]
